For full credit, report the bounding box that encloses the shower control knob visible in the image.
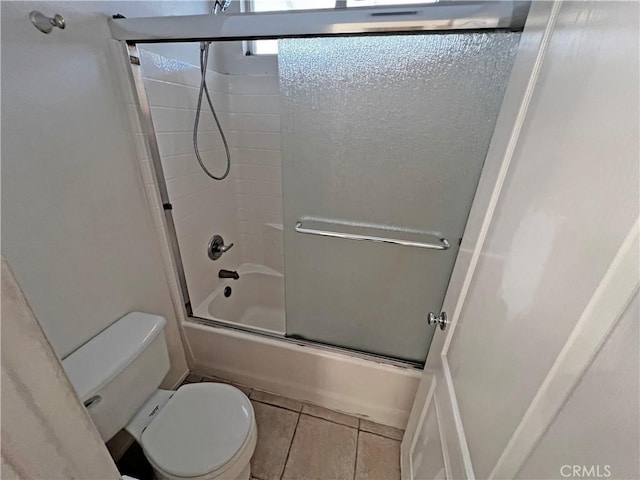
[29,11,65,34]
[427,311,448,331]
[208,235,233,261]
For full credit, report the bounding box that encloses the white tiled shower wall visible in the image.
[139,49,284,309]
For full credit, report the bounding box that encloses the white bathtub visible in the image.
[193,263,286,334]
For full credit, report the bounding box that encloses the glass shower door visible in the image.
[279,34,519,362]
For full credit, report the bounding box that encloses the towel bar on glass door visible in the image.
[294,220,450,251]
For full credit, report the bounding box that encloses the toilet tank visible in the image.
[62,312,170,441]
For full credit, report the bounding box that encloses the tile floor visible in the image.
[183,373,403,480]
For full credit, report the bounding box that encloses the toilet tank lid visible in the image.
[62,312,166,401]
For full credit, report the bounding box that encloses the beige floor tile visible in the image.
[251,390,303,411]
[301,404,359,428]
[283,414,357,480]
[359,419,404,441]
[250,401,299,480]
[355,432,401,480]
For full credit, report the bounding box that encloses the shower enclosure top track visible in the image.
[108,1,529,43]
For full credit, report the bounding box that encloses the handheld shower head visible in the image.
[213,0,232,14]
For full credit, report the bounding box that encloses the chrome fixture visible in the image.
[29,11,65,34]
[213,0,232,15]
[427,311,448,331]
[109,2,530,43]
[192,0,232,180]
[218,269,239,280]
[295,219,450,251]
[207,235,233,261]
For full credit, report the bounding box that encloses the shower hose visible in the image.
[193,41,231,180]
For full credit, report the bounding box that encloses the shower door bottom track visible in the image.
[189,315,424,370]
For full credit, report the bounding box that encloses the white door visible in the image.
[401,1,640,479]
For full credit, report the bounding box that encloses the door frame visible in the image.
[401,2,561,477]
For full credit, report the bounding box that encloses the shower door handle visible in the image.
[295,220,451,251]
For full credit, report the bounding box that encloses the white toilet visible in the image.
[62,312,257,480]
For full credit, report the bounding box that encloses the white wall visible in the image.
[2,257,119,479]
[0,1,213,384]
[139,45,283,310]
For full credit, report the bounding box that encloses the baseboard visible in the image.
[184,322,422,429]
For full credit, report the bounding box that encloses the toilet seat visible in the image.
[141,383,255,479]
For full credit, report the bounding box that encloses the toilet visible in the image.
[62,312,256,480]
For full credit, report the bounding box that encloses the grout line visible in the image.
[150,106,282,118]
[236,179,283,185]
[358,420,405,440]
[145,80,281,99]
[358,429,403,442]
[353,429,360,480]
[142,78,207,91]
[251,399,302,414]
[157,129,281,135]
[299,412,359,430]
[161,148,225,158]
[148,105,230,112]
[232,147,283,152]
[238,192,284,200]
[280,411,302,480]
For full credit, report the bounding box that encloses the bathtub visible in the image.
[193,263,286,334]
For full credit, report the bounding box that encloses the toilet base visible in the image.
[237,463,251,480]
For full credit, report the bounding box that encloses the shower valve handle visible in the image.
[208,235,233,261]
[218,242,234,253]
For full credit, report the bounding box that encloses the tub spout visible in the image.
[218,269,239,280]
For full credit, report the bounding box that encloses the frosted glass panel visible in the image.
[279,34,519,362]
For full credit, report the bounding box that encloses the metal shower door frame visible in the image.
[124,41,430,370]
[109,1,529,44]
[119,2,529,368]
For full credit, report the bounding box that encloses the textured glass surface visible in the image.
[279,33,520,362]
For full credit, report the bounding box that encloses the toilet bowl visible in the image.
[128,383,256,480]
[62,312,256,480]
